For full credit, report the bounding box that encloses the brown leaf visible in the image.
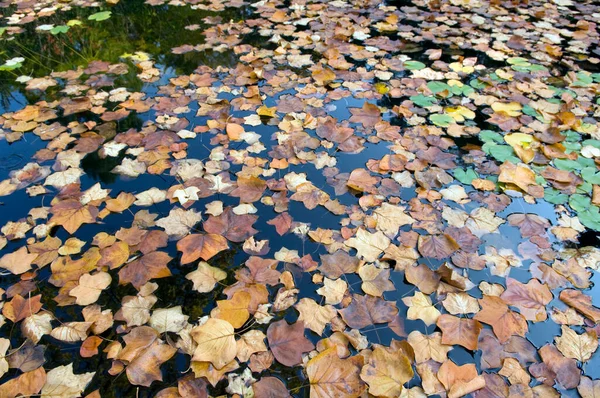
[230,176,267,203]
[0,367,46,398]
[500,278,552,322]
[267,212,293,236]
[307,348,366,398]
[474,295,528,343]
[360,345,413,397]
[50,199,98,234]
[349,102,381,128]
[0,246,38,275]
[418,234,459,260]
[203,207,258,242]
[118,251,172,289]
[437,360,486,398]
[3,294,43,323]
[339,294,398,329]
[319,250,360,279]
[191,318,237,369]
[213,291,251,329]
[252,377,291,398]
[560,289,600,323]
[266,320,314,367]
[436,314,482,351]
[177,233,229,264]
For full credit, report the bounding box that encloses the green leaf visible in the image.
[427,81,450,95]
[429,114,453,127]
[569,194,591,212]
[554,158,583,172]
[544,188,568,204]
[582,139,600,149]
[454,168,478,185]
[88,11,112,21]
[579,207,600,231]
[479,130,504,144]
[582,168,600,185]
[572,72,593,87]
[404,60,426,70]
[507,57,530,66]
[410,94,437,107]
[50,25,70,35]
[482,143,519,163]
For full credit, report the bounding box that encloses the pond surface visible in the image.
[1,0,600,397]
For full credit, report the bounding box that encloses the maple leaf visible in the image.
[500,277,552,322]
[40,363,94,398]
[538,344,581,389]
[267,212,293,236]
[236,330,268,363]
[149,306,189,333]
[230,176,267,203]
[155,208,202,238]
[317,277,348,305]
[358,263,394,297]
[3,294,42,323]
[0,366,45,397]
[21,311,54,343]
[403,292,441,326]
[50,199,98,234]
[116,326,177,387]
[0,246,37,275]
[319,250,360,279]
[186,261,227,293]
[177,233,229,264]
[559,289,600,323]
[437,360,486,398]
[191,318,237,369]
[118,251,172,289]
[203,207,258,242]
[441,293,480,315]
[372,203,415,238]
[436,314,482,351]
[407,331,452,363]
[555,325,598,362]
[507,213,550,237]
[266,320,314,367]
[347,168,379,193]
[498,162,544,198]
[345,228,391,262]
[417,234,459,260]
[360,345,413,398]
[340,294,398,329]
[349,102,381,128]
[307,348,366,398]
[295,298,337,336]
[474,295,528,343]
[213,291,251,328]
[69,271,112,305]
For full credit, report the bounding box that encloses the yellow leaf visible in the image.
[360,346,413,398]
[257,105,277,117]
[491,101,522,117]
[555,325,598,362]
[445,106,475,122]
[402,292,441,326]
[191,318,237,369]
